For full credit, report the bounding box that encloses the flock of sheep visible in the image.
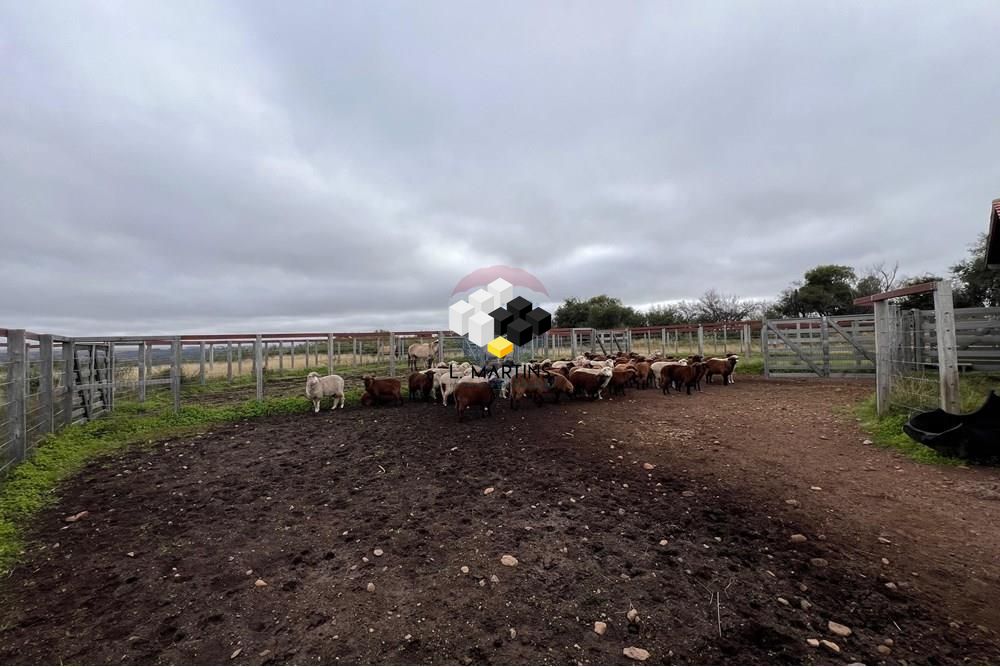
[305,351,739,421]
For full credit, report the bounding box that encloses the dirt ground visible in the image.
[2,377,999,665]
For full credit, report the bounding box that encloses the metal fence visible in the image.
[762,315,877,377]
[0,322,760,477]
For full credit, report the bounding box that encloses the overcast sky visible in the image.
[2,1,999,335]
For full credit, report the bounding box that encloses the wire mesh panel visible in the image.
[0,332,15,476]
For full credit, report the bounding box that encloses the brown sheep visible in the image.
[362,376,403,406]
[704,355,738,385]
[542,371,574,403]
[408,370,435,401]
[455,379,494,421]
[510,373,547,409]
[569,366,613,400]
[661,362,706,395]
[608,367,636,397]
[634,361,652,389]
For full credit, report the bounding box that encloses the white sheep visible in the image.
[437,365,473,405]
[305,371,345,412]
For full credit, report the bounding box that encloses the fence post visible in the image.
[138,341,147,402]
[328,334,335,375]
[226,342,233,382]
[761,321,769,377]
[38,334,54,436]
[199,342,206,385]
[209,343,215,370]
[62,340,75,427]
[8,330,26,464]
[697,325,704,356]
[438,331,445,364]
[911,308,923,366]
[820,317,831,377]
[171,337,181,414]
[255,335,264,401]
[388,332,395,376]
[571,329,578,358]
[874,301,891,416]
[933,281,960,413]
[107,341,115,411]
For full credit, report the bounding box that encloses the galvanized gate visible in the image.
[762,315,876,377]
[72,343,112,422]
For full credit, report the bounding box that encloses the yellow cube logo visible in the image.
[487,336,514,358]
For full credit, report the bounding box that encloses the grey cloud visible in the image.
[2,0,999,335]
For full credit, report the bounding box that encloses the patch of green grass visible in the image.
[0,393,312,573]
[852,371,998,466]
[854,394,963,466]
[738,358,764,376]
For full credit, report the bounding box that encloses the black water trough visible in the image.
[903,390,1000,462]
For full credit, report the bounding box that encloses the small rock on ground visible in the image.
[593,621,607,635]
[828,621,852,637]
[366,582,376,592]
[806,638,820,648]
[623,646,650,661]
[373,548,384,557]
[254,579,268,587]
[810,558,829,567]
[820,639,840,653]
[877,645,892,655]
[500,555,518,567]
[790,534,808,543]
[483,487,495,495]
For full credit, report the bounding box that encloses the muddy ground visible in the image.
[1,377,999,664]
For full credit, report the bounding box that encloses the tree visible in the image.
[553,295,644,329]
[951,233,1000,307]
[775,265,858,317]
[692,289,758,322]
[644,304,686,326]
[855,261,900,298]
[553,297,590,328]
